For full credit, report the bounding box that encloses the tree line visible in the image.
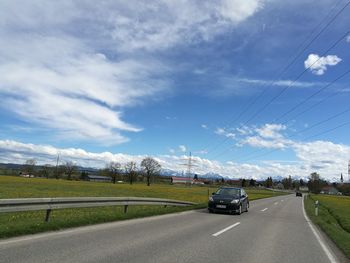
[19,157,162,186]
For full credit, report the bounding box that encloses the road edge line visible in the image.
[302,196,338,263]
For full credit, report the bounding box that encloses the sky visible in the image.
[0,0,350,181]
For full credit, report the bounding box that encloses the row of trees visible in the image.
[19,158,348,192]
[21,157,162,186]
[100,157,161,186]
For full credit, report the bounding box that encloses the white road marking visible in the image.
[281,200,284,202]
[274,202,278,205]
[302,196,338,263]
[212,222,241,237]
[261,208,268,212]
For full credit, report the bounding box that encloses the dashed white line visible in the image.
[261,208,268,212]
[212,222,241,237]
[281,199,284,202]
[274,202,278,205]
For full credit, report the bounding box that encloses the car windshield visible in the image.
[216,188,240,197]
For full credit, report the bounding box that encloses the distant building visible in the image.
[19,173,35,178]
[320,186,341,195]
[299,186,309,192]
[170,176,205,185]
[84,175,112,183]
[275,183,284,190]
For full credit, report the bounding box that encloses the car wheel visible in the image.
[237,205,242,215]
[245,203,248,212]
[208,209,214,214]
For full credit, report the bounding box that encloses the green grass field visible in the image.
[0,175,286,238]
[304,194,350,259]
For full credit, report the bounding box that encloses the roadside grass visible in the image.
[304,194,350,259]
[0,176,287,238]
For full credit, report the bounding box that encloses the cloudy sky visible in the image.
[0,0,349,181]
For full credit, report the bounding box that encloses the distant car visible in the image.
[208,187,249,215]
[296,191,302,197]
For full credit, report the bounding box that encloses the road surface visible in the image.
[0,195,346,263]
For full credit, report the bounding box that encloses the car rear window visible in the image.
[216,188,240,197]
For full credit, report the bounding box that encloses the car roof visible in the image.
[219,187,242,190]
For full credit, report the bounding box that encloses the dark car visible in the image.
[208,187,249,215]
[296,191,302,197]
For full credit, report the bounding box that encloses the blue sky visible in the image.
[0,0,350,181]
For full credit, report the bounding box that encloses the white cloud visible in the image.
[194,149,208,155]
[236,126,253,135]
[346,35,350,43]
[242,136,290,149]
[240,123,291,149]
[0,1,267,144]
[1,139,349,181]
[293,141,349,164]
[178,145,187,153]
[210,76,321,97]
[304,54,342,75]
[237,78,318,88]
[194,69,207,75]
[215,128,226,135]
[256,124,286,139]
[215,128,236,139]
[0,39,168,143]
[166,116,177,120]
[201,124,208,129]
[105,0,265,52]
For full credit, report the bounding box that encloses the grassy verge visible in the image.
[0,176,287,238]
[304,194,350,259]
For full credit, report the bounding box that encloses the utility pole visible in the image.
[179,152,198,186]
[187,152,192,185]
[55,152,60,179]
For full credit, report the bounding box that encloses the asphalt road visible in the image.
[0,194,346,263]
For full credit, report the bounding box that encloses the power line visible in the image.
[232,71,350,162]
[233,105,350,162]
[281,87,347,126]
[278,0,349,75]
[201,1,350,156]
[239,116,350,162]
[210,29,350,160]
[275,69,350,122]
[303,120,350,141]
[239,30,350,127]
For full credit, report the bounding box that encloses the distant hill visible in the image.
[160,169,227,180]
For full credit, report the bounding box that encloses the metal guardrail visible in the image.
[0,197,197,222]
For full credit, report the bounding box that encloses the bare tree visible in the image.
[24,159,36,175]
[125,161,137,185]
[141,157,161,186]
[41,164,52,179]
[108,162,122,184]
[64,161,76,180]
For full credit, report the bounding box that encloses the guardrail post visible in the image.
[45,209,52,222]
[124,205,128,213]
[315,200,319,216]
